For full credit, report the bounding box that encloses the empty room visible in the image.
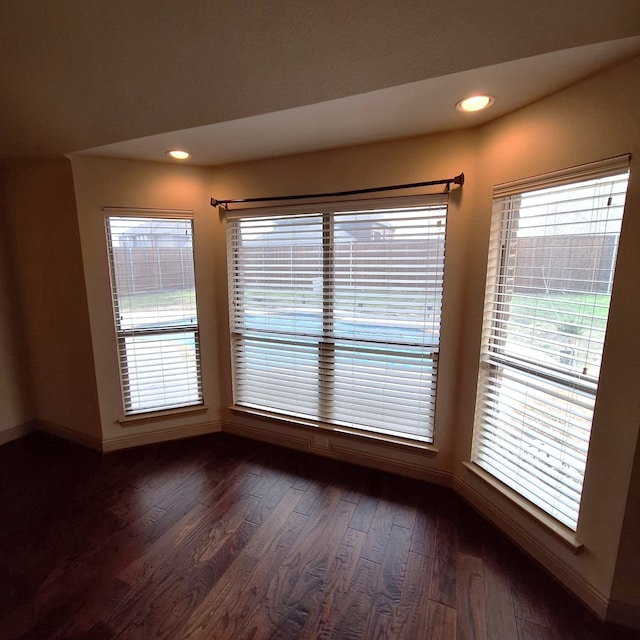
[2,2,640,638]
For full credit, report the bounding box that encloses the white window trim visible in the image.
[105,208,204,417]
[226,194,449,445]
[472,156,630,531]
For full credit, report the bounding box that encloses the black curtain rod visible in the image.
[210,173,464,209]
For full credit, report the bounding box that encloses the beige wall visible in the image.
[0,160,101,443]
[0,171,32,438]
[69,156,221,449]
[611,431,640,624]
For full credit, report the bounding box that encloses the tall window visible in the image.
[472,159,629,530]
[106,214,203,415]
[227,197,448,442]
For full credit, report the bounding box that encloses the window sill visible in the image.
[118,404,208,427]
[229,404,439,456]
[462,461,583,553]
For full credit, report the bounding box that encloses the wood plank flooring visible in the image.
[0,431,638,639]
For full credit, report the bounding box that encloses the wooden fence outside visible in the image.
[112,234,617,296]
[112,247,195,296]
[510,233,617,295]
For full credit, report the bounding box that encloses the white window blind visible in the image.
[106,215,203,414]
[227,197,448,442]
[472,159,629,530]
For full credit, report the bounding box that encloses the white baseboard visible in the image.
[37,419,103,450]
[222,419,452,486]
[102,420,222,452]
[454,473,610,620]
[0,421,36,445]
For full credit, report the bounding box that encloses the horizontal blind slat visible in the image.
[228,200,446,443]
[106,216,203,414]
[473,168,628,530]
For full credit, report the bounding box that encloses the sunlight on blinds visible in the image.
[473,164,629,530]
[106,215,202,414]
[227,197,447,442]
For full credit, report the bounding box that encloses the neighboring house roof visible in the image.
[247,214,394,245]
[111,219,191,247]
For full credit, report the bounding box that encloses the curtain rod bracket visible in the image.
[210,198,228,209]
[210,172,464,208]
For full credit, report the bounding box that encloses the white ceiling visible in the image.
[1,1,639,165]
[80,38,640,166]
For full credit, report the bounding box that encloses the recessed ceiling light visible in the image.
[456,95,495,113]
[167,150,191,160]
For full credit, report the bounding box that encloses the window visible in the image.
[106,214,203,415]
[472,159,629,530]
[227,197,448,442]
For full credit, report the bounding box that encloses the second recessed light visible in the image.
[456,95,495,113]
[167,150,191,160]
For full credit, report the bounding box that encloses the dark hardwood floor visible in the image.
[1,431,638,640]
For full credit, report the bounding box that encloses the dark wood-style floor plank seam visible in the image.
[1,432,639,640]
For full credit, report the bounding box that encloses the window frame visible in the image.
[225,194,449,445]
[105,211,204,416]
[471,157,630,531]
